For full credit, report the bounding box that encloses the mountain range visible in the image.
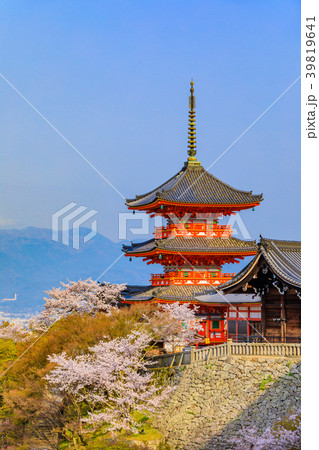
[0,227,151,317]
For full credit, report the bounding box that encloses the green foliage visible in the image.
[260,374,273,390]
[286,361,291,368]
[128,426,162,443]
[157,443,171,450]
[0,338,17,367]
[59,435,143,449]
[152,367,175,387]
[274,411,301,433]
[58,415,164,449]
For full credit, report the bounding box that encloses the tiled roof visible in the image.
[196,292,262,304]
[209,253,261,292]
[123,284,211,302]
[123,236,258,255]
[126,163,263,208]
[155,284,211,301]
[211,237,301,292]
[260,238,301,288]
[124,284,262,304]
[122,285,158,302]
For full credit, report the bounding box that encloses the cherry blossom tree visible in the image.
[147,302,204,351]
[229,410,301,449]
[32,279,126,328]
[46,330,172,434]
[0,320,32,342]
[44,301,203,436]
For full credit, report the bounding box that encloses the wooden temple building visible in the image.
[122,81,270,345]
[196,238,301,343]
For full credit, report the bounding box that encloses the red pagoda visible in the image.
[123,81,263,345]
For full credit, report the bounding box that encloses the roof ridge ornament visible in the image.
[187,80,201,166]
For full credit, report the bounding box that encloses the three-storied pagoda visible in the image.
[123,81,263,345]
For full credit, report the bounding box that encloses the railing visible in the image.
[248,335,301,344]
[227,342,301,357]
[150,271,235,286]
[154,223,232,239]
[148,341,301,368]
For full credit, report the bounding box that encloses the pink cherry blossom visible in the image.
[149,302,204,350]
[0,320,32,342]
[229,410,301,449]
[31,279,126,328]
[46,330,173,434]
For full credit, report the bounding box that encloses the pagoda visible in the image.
[123,81,263,345]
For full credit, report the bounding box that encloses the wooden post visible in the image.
[170,354,176,368]
[261,298,266,339]
[191,347,195,364]
[280,294,286,343]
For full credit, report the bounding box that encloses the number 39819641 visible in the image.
[306,17,316,79]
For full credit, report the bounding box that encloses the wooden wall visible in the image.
[261,288,300,342]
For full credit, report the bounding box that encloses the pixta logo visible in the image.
[118,211,251,240]
[52,202,97,249]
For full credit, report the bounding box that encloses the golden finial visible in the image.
[187,80,197,161]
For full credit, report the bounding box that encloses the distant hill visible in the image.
[0,227,152,317]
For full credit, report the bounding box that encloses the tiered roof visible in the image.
[126,80,262,213]
[126,163,263,211]
[123,284,211,303]
[123,81,264,304]
[123,236,257,255]
[123,238,301,304]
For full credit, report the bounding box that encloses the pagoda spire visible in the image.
[187,80,197,161]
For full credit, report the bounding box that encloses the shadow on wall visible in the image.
[154,356,301,450]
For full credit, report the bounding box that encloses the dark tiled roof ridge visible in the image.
[266,242,300,272]
[196,165,261,197]
[123,236,258,254]
[155,164,200,200]
[156,164,263,203]
[126,163,263,207]
[259,240,300,287]
[122,238,155,251]
[262,252,300,287]
[157,235,257,245]
[260,236,301,248]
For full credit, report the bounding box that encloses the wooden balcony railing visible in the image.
[148,341,301,368]
[151,271,236,286]
[154,223,232,239]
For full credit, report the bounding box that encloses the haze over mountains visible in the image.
[0,227,151,317]
[0,226,252,319]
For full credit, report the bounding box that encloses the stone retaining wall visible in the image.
[154,356,301,449]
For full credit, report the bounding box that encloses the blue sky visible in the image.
[0,0,300,246]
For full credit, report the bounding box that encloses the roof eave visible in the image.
[218,253,262,293]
